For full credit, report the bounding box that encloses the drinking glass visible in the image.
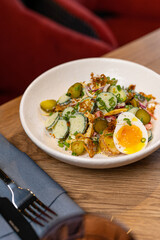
[42,213,135,240]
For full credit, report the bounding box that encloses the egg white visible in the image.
[113,112,148,154]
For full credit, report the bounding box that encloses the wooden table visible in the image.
[0,29,160,240]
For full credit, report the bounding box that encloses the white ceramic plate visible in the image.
[20,58,160,168]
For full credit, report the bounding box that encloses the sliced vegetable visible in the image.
[78,97,95,113]
[71,141,85,155]
[93,118,108,133]
[62,107,75,119]
[128,107,139,115]
[104,108,127,116]
[69,113,87,135]
[58,93,71,105]
[135,109,151,125]
[45,112,59,129]
[40,99,57,112]
[67,83,83,98]
[108,85,127,102]
[147,130,153,142]
[96,92,117,113]
[52,119,68,139]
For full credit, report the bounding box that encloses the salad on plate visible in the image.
[40,73,157,158]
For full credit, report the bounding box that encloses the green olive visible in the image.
[40,100,57,112]
[135,109,151,125]
[71,141,85,156]
[67,83,83,98]
[93,118,108,133]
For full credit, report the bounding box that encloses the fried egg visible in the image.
[113,112,148,154]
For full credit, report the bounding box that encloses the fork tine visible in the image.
[27,205,49,223]
[21,209,44,227]
[32,202,52,219]
[35,198,57,215]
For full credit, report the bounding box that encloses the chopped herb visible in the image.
[74,103,79,110]
[109,97,115,107]
[70,115,76,118]
[74,131,79,136]
[68,136,72,140]
[65,147,68,151]
[95,90,101,96]
[99,131,103,134]
[71,110,76,115]
[146,97,151,102]
[105,133,113,137]
[63,114,69,121]
[126,105,133,110]
[116,93,121,102]
[117,85,121,91]
[123,118,132,126]
[49,112,53,116]
[141,138,146,143]
[64,141,70,148]
[72,152,77,156]
[66,93,71,97]
[58,140,64,148]
[97,98,107,110]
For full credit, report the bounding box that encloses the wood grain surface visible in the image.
[0,29,160,240]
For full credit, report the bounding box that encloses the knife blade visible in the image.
[0,197,39,240]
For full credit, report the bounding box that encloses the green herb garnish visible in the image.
[74,103,79,110]
[123,118,132,126]
[97,97,107,110]
[72,152,77,156]
[117,85,121,91]
[141,138,146,143]
[74,131,79,136]
[95,90,101,96]
[105,133,113,137]
[58,140,64,148]
[109,97,116,107]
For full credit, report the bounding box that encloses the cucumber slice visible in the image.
[147,130,153,142]
[58,93,71,105]
[78,97,95,113]
[62,107,75,118]
[69,113,87,135]
[96,92,117,113]
[45,112,59,129]
[52,119,69,139]
[135,109,151,125]
[108,85,127,102]
[128,107,139,115]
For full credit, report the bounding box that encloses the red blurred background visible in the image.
[0,0,159,104]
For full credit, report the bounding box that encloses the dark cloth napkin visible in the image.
[0,134,84,239]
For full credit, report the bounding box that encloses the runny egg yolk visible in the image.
[116,125,144,154]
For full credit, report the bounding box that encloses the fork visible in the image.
[0,168,57,226]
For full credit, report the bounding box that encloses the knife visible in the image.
[0,197,39,240]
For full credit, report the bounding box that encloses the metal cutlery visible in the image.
[0,168,56,226]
